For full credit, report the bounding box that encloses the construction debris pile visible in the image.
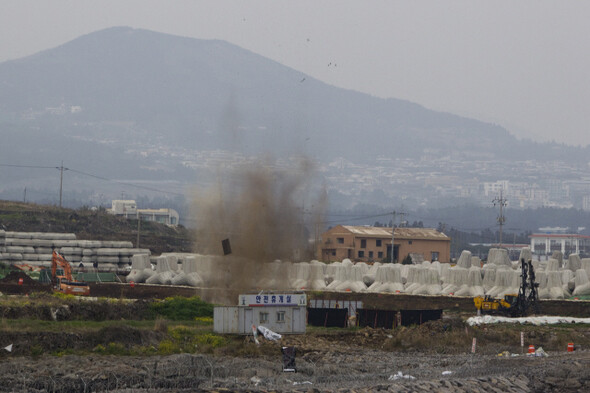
[126,248,590,300]
[0,230,150,271]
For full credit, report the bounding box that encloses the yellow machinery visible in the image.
[474,258,539,317]
[473,294,518,314]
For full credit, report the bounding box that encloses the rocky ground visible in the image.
[0,271,589,392]
[0,325,588,393]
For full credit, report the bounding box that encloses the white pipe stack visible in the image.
[0,231,149,271]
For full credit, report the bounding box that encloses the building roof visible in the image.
[341,225,450,241]
[530,233,590,239]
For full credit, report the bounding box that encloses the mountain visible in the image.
[0,27,588,207]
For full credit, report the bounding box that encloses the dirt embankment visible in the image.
[0,200,194,254]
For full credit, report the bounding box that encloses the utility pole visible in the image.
[57,161,68,208]
[390,210,396,263]
[492,189,507,247]
[23,187,26,203]
[399,211,406,227]
[136,212,141,249]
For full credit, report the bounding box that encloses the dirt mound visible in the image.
[0,271,42,286]
[0,271,50,295]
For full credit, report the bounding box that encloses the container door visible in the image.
[292,308,300,332]
[243,308,253,334]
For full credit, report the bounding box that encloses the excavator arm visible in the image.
[51,251,74,281]
[50,251,90,296]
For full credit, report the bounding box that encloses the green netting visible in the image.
[39,270,52,283]
[75,272,121,283]
[568,295,590,301]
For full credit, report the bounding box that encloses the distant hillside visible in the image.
[1,27,577,169]
[0,200,193,255]
[2,26,590,211]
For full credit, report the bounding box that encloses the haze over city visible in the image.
[2,1,589,146]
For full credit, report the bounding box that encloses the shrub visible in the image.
[158,339,181,355]
[154,317,168,333]
[194,316,213,325]
[52,292,76,301]
[194,333,226,348]
[150,296,214,321]
[30,344,44,357]
[93,342,128,355]
[169,325,194,341]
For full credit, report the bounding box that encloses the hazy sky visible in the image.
[2,1,589,146]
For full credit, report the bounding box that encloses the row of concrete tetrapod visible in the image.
[126,248,590,299]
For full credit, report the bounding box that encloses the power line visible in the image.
[66,168,186,196]
[0,164,57,169]
[1,162,186,199]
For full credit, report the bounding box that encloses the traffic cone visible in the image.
[528,345,535,354]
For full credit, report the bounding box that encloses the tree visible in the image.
[401,254,413,265]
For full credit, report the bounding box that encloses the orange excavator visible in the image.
[51,250,90,296]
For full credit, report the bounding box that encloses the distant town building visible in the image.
[529,232,590,257]
[110,200,137,216]
[318,225,451,263]
[108,200,179,226]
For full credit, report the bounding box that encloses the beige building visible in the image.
[318,225,451,263]
[108,200,179,226]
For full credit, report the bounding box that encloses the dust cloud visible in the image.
[191,155,326,301]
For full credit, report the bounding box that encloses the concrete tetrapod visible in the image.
[411,266,442,295]
[334,264,367,292]
[362,262,381,287]
[368,264,404,293]
[306,264,328,290]
[145,256,176,285]
[441,267,468,296]
[126,254,154,283]
[487,248,512,267]
[324,261,342,286]
[454,267,484,297]
[573,269,590,296]
[456,250,472,269]
[566,254,582,272]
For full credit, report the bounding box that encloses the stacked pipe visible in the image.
[0,230,150,271]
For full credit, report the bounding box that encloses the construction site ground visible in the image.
[0,272,589,392]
